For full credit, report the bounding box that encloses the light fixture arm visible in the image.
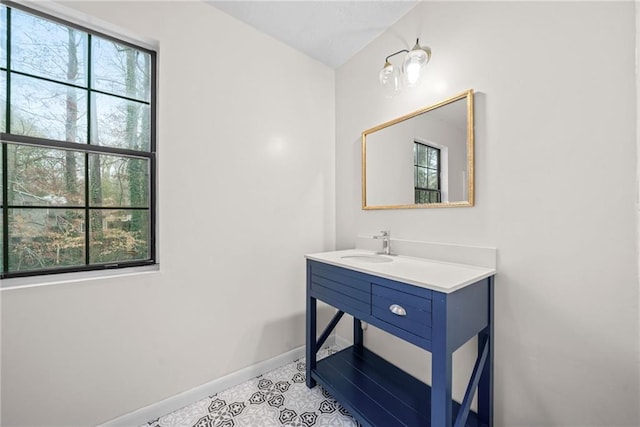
[384,49,409,64]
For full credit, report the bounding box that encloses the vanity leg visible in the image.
[353,318,363,349]
[478,277,494,426]
[432,348,453,427]
[306,263,317,388]
[432,292,453,427]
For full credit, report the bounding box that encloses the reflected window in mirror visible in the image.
[414,142,441,204]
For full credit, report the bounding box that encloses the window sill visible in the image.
[0,264,160,291]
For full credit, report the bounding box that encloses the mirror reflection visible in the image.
[362,90,474,209]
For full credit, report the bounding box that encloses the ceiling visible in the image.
[207,1,418,69]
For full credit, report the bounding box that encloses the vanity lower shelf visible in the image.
[313,345,480,427]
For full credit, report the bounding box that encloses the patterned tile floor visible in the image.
[142,347,359,427]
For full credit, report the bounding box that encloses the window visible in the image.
[414,141,441,204]
[0,3,156,279]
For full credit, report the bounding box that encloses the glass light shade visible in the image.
[379,61,394,85]
[403,41,431,87]
[379,62,402,96]
[405,61,422,85]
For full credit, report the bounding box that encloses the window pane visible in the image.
[1,148,2,272]
[427,169,438,189]
[1,70,5,133]
[11,74,87,142]
[89,154,149,207]
[92,92,149,151]
[416,144,427,166]
[0,0,3,132]
[416,167,427,188]
[1,6,7,66]
[428,147,439,169]
[89,209,149,263]
[7,144,84,206]
[0,146,3,204]
[8,208,85,272]
[0,208,3,273]
[11,9,87,86]
[92,37,151,102]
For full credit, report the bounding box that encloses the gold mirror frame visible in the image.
[362,89,474,210]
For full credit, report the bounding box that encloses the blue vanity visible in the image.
[305,249,495,427]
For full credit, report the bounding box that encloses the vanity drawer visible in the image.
[371,284,432,339]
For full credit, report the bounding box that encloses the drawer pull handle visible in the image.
[389,304,407,316]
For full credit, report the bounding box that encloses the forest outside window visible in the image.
[0,3,156,279]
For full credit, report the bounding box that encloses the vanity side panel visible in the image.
[446,278,490,352]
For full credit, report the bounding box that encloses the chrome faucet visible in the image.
[373,230,392,255]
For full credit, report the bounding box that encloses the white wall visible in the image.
[0,1,335,425]
[336,1,638,426]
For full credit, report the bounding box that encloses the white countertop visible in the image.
[305,249,496,294]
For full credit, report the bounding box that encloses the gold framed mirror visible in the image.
[362,89,474,210]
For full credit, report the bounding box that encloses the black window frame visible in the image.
[414,141,441,204]
[0,1,157,279]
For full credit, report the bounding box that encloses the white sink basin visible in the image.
[340,254,394,264]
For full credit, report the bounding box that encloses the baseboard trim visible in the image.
[100,338,335,427]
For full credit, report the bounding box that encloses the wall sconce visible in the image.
[379,38,431,95]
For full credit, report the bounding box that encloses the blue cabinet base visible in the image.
[305,259,494,427]
[313,345,482,427]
